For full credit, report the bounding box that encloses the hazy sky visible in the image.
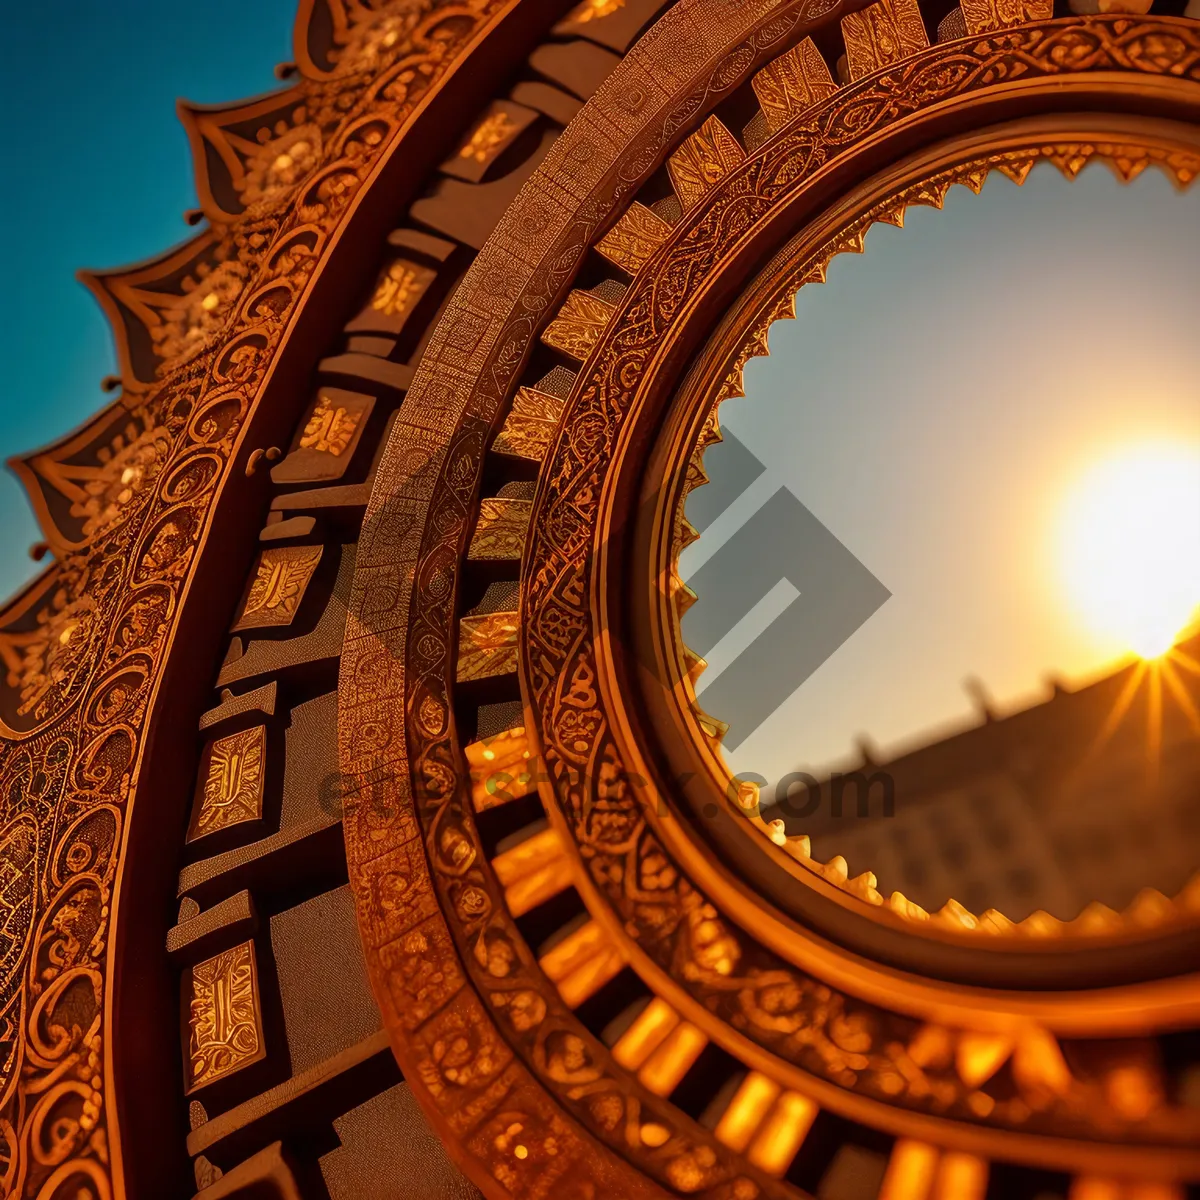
[683,162,1200,787]
[0,0,295,601]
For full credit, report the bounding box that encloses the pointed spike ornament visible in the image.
[995,154,1036,186]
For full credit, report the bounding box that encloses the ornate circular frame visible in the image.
[341,9,1200,1198]
[626,114,1200,990]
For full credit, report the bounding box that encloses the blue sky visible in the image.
[0,0,296,601]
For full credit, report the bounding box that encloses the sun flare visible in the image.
[1059,441,1200,660]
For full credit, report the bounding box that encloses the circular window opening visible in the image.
[680,160,1200,926]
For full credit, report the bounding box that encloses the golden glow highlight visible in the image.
[1058,442,1200,660]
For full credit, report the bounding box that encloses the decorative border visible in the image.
[663,139,1200,943]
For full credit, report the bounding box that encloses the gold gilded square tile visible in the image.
[300,393,363,456]
[959,0,1051,34]
[369,259,437,321]
[667,116,744,211]
[232,545,323,632]
[752,39,838,133]
[187,725,266,842]
[492,387,566,463]
[457,611,520,682]
[596,202,674,275]
[441,100,538,182]
[273,389,375,484]
[541,290,617,361]
[465,726,534,810]
[468,498,533,562]
[187,940,263,1091]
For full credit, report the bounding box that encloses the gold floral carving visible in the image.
[369,258,436,319]
[491,387,566,462]
[468,498,532,561]
[959,0,1053,33]
[9,403,173,556]
[667,115,745,210]
[459,108,517,165]
[239,123,324,211]
[187,940,263,1090]
[0,591,99,723]
[752,38,839,132]
[841,0,929,80]
[539,289,617,360]
[323,4,436,75]
[233,545,323,631]
[299,393,363,456]
[456,611,520,682]
[150,255,251,366]
[188,725,266,840]
[74,423,174,542]
[596,202,674,274]
[333,21,830,1186]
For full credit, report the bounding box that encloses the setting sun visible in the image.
[1059,442,1200,660]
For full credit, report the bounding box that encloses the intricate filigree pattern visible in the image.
[0,2,510,1193]
[491,387,567,463]
[540,290,618,360]
[751,37,838,131]
[337,10,1200,1196]
[14,0,1200,1195]
[960,0,1053,34]
[456,611,521,681]
[467,498,533,561]
[596,202,675,273]
[680,144,1200,939]
[841,0,928,79]
[300,393,364,455]
[368,259,437,319]
[667,115,745,210]
[339,4,855,1195]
